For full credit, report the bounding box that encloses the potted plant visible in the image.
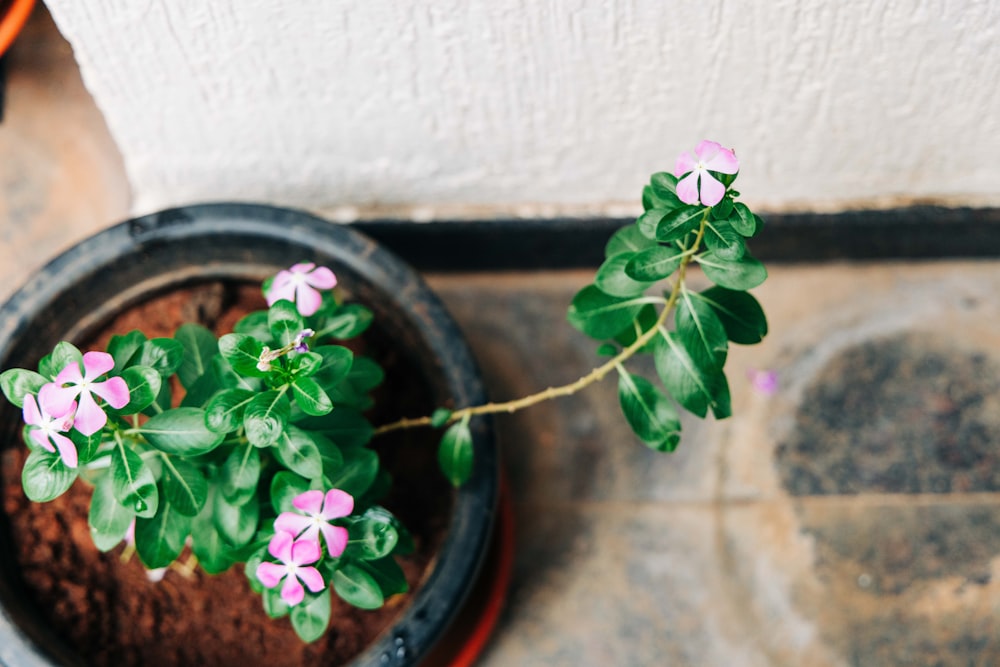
[0,141,769,666]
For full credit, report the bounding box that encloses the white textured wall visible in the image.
[46,0,1000,217]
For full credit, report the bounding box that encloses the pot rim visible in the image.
[0,203,498,667]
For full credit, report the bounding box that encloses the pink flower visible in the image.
[266,263,337,317]
[38,352,129,437]
[256,531,326,606]
[22,393,79,468]
[275,489,353,558]
[674,140,739,206]
[748,369,779,395]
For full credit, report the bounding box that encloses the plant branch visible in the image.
[374,212,710,437]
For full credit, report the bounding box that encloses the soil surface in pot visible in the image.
[2,283,453,667]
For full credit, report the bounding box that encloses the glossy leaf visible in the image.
[191,499,234,575]
[292,377,333,417]
[697,251,768,290]
[111,444,158,518]
[274,426,324,480]
[175,323,219,389]
[625,246,686,282]
[324,446,379,498]
[617,370,681,452]
[311,346,354,386]
[234,310,271,341]
[604,224,656,258]
[595,253,655,297]
[88,472,135,551]
[655,206,705,243]
[141,407,224,456]
[636,208,671,239]
[731,202,757,236]
[703,218,746,261]
[654,332,722,419]
[220,445,261,506]
[438,419,473,487]
[115,366,161,414]
[344,517,399,560]
[213,489,259,547]
[567,286,648,340]
[244,390,291,448]
[357,557,409,597]
[135,338,184,378]
[160,455,208,517]
[676,291,728,372]
[22,448,77,502]
[0,369,46,408]
[39,342,82,379]
[205,389,255,434]
[430,408,453,428]
[218,333,267,378]
[291,588,332,644]
[323,304,373,340]
[332,564,384,610]
[269,299,305,346]
[693,287,768,345]
[295,408,373,449]
[107,331,146,373]
[270,471,311,514]
[135,501,191,569]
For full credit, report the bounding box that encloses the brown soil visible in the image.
[1,282,453,667]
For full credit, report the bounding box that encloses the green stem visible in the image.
[374,210,710,437]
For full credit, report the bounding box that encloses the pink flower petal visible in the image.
[291,538,321,566]
[72,391,107,437]
[674,150,696,178]
[54,361,83,386]
[22,394,42,426]
[38,383,79,420]
[304,267,336,290]
[290,262,316,274]
[91,376,130,409]
[292,489,325,514]
[297,566,326,593]
[266,271,297,306]
[321,489,354,520]
[81,351,115,380]
[281,576,305,606]
[256,561,286,588]
[320,524,349,558]
[699,172,726,206]
[703,145,739,174]
[694,140,722,162]
[29,429,56,454]
[51,432,78,468]
[294,284,323,316]
[676,172,701,205]
[275,512,313,538]
[268,530,294,562]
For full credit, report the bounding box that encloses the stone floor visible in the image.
[3,7,1000,667]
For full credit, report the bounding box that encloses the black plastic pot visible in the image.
[0,204,498,666]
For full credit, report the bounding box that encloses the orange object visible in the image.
[0,0,35,57]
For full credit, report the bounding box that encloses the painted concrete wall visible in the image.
[46,0,1000,218]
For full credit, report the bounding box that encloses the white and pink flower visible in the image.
[256,531,326,606]
[275,489,353,558]
[674,140,739,207]
[38,351,129,436]
[22,393,78,468]
[266,263,337,317]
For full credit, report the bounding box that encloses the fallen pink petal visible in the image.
[674,140,739,206]
[266,263,338,317]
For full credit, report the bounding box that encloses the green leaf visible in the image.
[295,408,373,449]
[322,304,373,340]
[362,506,414,556]
[234,310,271,341]
[617,370,681,452]
[244,390,291,448]
[693,287,768,345]
[175,323,219,389]
[213,490,259,547]
[145,378,172,416]
[438,419,473,487]
[345,518,399,560]
[655,206,705,243]
[332,564,384,610]
[698,251,768,290]
[115,366,162,414]
[268,299,305,346]
[39,342,83,380]
[710,372,733,420]
[0,369,47,408]
[111,444,159,517]
[107,331,146,373]
[270,471,311,514]
[218,333,266,378]
[220,445,261,506]
[430,408,452,428]
[292,377,333,417]
[205,388,255,433]
[731,202,757,236]
[135,338,185,378]
[263,586,291,619]
[605,224,657,258]
[613,304,659,352]
[311,346,354,387]
[291,588,332,643]
[141,407,225,456]
[274,426,324,480]
[654,332,727,419]
[324,446,379,498]
[676,290,728,372]
[703,218,746,261]
[160,455,208,517]
[625,246,686,282]
[22,448,77,502]
[88,472,135,551]
[344,356,383,392]
[636,208,671,239]
[595,253,656,297]
[135,501,191,569]
[650,172,683,203]
[357,557,409,597]
[567,286,648,340]
[180,366,223,408]
[191,498,234,575]
[290,351,323,378]
[711,196,734,220]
